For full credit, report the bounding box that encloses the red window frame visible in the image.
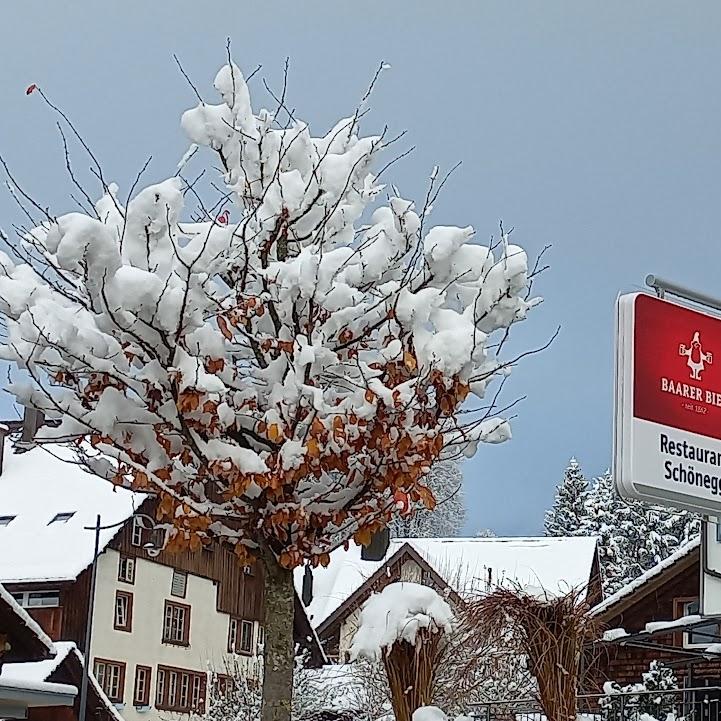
[94,658,126,703]
[155,664,206,713]
[162,600,190,646]
[133,665,151,706]
[114,590,133,632]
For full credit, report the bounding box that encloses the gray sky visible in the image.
[1,1,720,536]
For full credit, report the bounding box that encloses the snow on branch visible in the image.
[0,58,543,568]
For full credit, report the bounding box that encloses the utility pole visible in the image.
[78,514,101,721]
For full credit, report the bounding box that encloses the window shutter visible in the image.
[171,569,187,598]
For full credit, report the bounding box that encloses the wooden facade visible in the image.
[111,500,265,621]
[3,571,93,652]
[589,544,721,691]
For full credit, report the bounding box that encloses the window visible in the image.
[155,665,206,713]
[94,659,125,703]
[680,599,721,647]
[155,668,166,707]
[227,617,255,655]
[240,620,254,655]
[163,601,190,645]
[114,591,133,632]
[215,673,233,697]
[118,556,135,584]
[171,569,187,598]
[133,665,151,707]
[192,675,202,709]
[180,673,190,709]
[256,625,265,654]
[49,512,74,525]
[227,617,238,653]
[11,590,60,608]
[131,516,143,547]
[169,671,178,708]
[0,515,15,527]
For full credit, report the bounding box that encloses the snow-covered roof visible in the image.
[295,536,598,629]
[0,641,75,685]
[0,641,77,706]
[0,582,54,654]
[0,437,146,583]
[591,537,700,617]
[0,640,124,720]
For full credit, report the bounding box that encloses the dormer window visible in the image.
[49,512,75,525]
[0,515,15,527]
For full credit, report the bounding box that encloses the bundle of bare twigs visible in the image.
[382,625,445,721]
[471,587,598,721]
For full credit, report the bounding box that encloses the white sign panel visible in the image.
[615,293,721,515]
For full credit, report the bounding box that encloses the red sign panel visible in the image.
[633,294,721,441]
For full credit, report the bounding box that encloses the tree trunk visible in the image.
[261,546,295,721]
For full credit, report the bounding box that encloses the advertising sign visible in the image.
[615,293,721,514]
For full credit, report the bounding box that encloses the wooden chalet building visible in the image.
[295,535,602,662]
[0,581,121,720]
[590,537,721,691]
[0,411,322,720]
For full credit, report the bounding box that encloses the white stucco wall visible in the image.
[89,548,259,721]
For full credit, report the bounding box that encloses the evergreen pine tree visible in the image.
[584,470,700,595]
[544,458,589,537]
[390,460,466,538]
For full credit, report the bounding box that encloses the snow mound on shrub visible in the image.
[349,582,453,662]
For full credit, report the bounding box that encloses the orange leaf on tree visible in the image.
[306,438,320,458]
[217,315,233,340]
[404,351,417,371]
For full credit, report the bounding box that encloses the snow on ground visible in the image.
[0,437,146,583]
[350,582,453,661]
[295,536,598,629]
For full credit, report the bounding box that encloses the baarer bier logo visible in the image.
[659,329,721,409]
[679,331,712,381]
[634,294,721,442]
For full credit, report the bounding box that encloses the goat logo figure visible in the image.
[679,331,712,381]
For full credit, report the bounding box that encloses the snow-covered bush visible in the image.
[600,661,680,721]
[351,582,453,721]
[195,654,383,721]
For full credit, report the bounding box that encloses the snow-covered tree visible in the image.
[475,527,496,538]
[0,60,542,720]
[390,460,465,538]
[601,661,679,721]
[583,471,699,595]
[196,655,380,721]
[544,457,588,537]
